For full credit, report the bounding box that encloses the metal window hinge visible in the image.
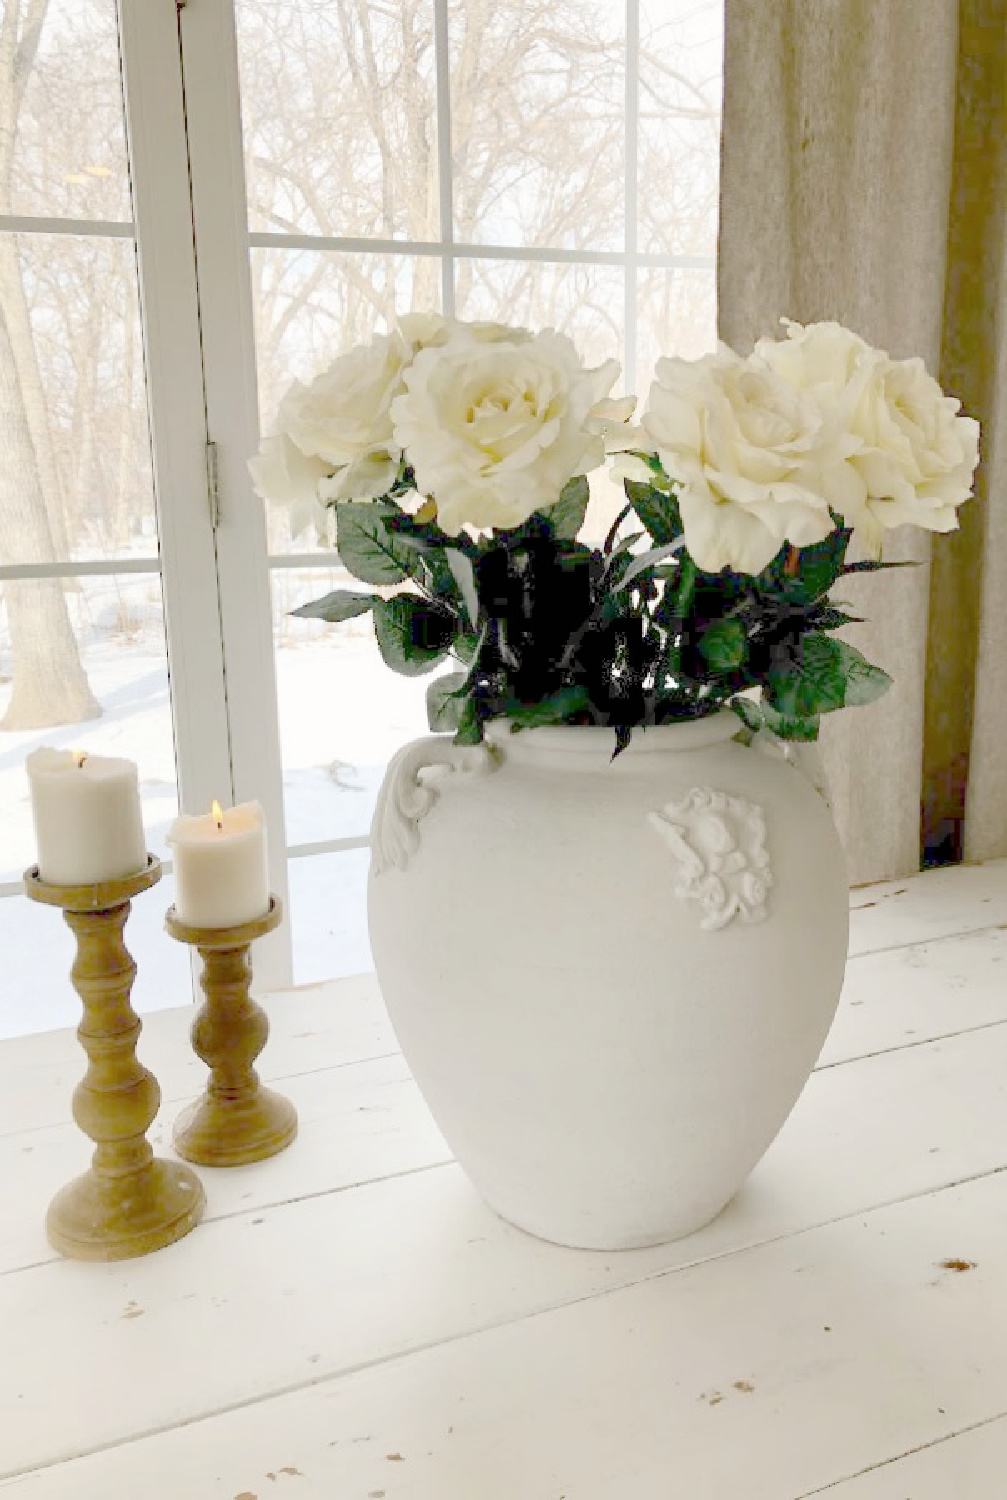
[205,440,220,529]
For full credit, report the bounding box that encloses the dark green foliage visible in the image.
[292,482,896,750]
[372,594,457,675]
[546,474,591,540]
[291,590,377,623]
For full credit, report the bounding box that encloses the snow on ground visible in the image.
[0,583,441,1038]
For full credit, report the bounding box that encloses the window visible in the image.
[0,0,723,1035]
[0,0,225,1032]
[227,0,724,982]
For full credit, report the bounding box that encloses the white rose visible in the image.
[611,451,659,486]
[390,329,619,535]
[641,345,836,574]
[274,329,409,494]
[837,355,980,556]
[315,450,400,505]
[753,318,874,394]
[586,394,646,453]
[398,313,532,354]
[247,431,333,540]
[397,312,451,352]
[755,321,980,556]
[597,395,656,484]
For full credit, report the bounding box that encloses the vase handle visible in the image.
[370,735,499,876]
[751,727,832,808]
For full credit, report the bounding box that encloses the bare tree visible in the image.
[0,0,98,728]
[0,0,721,716]
[238,0,719,399]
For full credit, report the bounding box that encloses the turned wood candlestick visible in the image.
[23,858,206,1261]
[164,897,297,1166]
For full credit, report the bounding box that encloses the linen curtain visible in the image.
[717,0,1007,885]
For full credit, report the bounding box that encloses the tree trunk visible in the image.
[0,298,100,729]
[0,0,98,728]
[0,236,71,559]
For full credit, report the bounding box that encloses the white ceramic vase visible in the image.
[367,710,849,1251]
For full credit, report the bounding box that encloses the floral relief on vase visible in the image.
[647,786,773,930]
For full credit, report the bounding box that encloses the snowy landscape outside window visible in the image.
[0,0,723,1032]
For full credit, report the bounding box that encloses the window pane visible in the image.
[250,247,441,552]
[635,265,717,396]
[272,568,453,848]
[449,0,624,250]
[638,0,723,257]
[0,233,156,566]
[5,0,132,223]
[0,573,178,885]
[287,848,373,985]
[235,0,439,242]
[455,258,625,375]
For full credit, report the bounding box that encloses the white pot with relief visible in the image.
[367,710,848,1251]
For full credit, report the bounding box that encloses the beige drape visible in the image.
[717,0,1007,885]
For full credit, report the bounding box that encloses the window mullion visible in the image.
[625,0,640,398]
[176,0,292,989]
[433,0,456,315]
[116,0,233,830]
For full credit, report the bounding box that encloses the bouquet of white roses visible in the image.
[250,314,979,752]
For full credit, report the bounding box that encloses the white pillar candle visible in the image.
[167,801,270,929]
[26,748,148,886]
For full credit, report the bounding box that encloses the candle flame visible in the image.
[211,799,223,829]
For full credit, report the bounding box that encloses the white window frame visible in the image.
[171,0,718,890]
[0,0,714,988]
[120,0,292,987]
[0,0,293,987]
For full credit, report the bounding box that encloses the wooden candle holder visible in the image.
[23,858,205,1261]
[164,898,297,1167]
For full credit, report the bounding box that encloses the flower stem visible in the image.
[603,503,633,555]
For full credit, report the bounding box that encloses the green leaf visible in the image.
[777,528,851,601]
[454,630,480,665]
[604,529,647,569]
[417,550,459,599]
[810,605,863,631]
[291,589,377,623]
[452,696,484,746]
[426,670,469,732]
[761,703,821,741]
[730,697,763,736]
[445,548,480,626]
[546,475,590,540]
[730,696,822,741]
[616,539,685,590]
[698,617,748,671]
[767,632,892,718]
[841,557,922,574]
[372,595,456,676]
[832,642,894,707]
[624,479,683,545]
[336,502,417,585]
[610,723,634,760]
[668,552,698,620]
[502,684,591,727]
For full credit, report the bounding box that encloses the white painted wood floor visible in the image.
[3,859,1007,1499]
